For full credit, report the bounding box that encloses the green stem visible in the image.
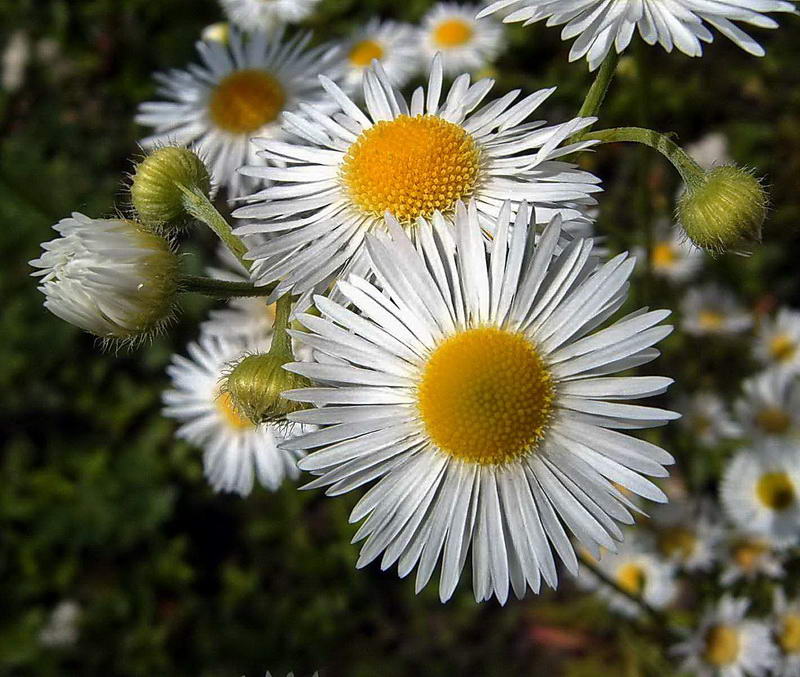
[577,51,620,121]
[177,275,274,299]
[177,184,250,270]
[582,127,705,188]
[268,293,294,357]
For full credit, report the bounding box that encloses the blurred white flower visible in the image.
[755,308,800,373]
[677,391,741,446]
[2,30,29,92]
[219,0,322,33]
[342,19,419,92]
[419,3,505,75]
[672,595,778,677]
[735,368,800,440]
[681,283,752,336]
[39,600,81,649]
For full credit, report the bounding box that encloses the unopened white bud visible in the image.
[30,212,179,341]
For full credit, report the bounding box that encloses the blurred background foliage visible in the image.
[0,1,798,675]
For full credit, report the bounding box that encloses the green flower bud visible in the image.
[223,351,311,426]
[677,166,767,253]
[130,147,211,233]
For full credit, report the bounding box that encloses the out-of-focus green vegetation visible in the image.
[1,1,799,675]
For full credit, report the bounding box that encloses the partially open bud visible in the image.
[223,351,311,425]
[130,146,211,233]
[30,212,180,342]
[677,166,767,253]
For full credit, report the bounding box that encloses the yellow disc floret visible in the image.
[756,471,795,510]
[732,538,767,572]
[658,526,697,561]
[755,407,791,434]
[651,242,677,269]
[770,334,797,362]
[703,625,741,667]
[616,562,646,595]
[697,309,725,332]
[209,69,285,134]
[341,114,480,224]
[216,391,256,430]
[417,327,555,465]
[349,39,384,67]
[780,614,800,654]
[433,19,474,47]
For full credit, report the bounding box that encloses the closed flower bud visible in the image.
[677,166,767,253]
[130,146,211,232]
[223,351,311,425]
[30,212,179,342]
[201,22,230,44]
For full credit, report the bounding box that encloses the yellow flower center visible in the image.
[756,471,795,510]
[698,309,725,331]
[658,526,697,561]
[341,114,480,224]
[770,333,796,362]
[616,562,646,595]
[348,39,384,67]
[703,625,740,667]
[780,614,800,654]
[651,242,677,269]
[732,539,767,572]
[417,327,555,465]
[692,414,712,436]
[433,18,474,47]
[755,407,792,434]
[216,391,255,430]
[209,69,285,134]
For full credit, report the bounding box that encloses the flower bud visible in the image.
[201,22,230,44]
[130,146,211,233]
[223,351,311,425]
[677,166,767,253]
[30,212,179,342]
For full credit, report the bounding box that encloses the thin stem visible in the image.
[578,552,668,630]
[268,293,293,357]
[177,275,274,298]
[577,51,620,121]
[177,184,250,270]
[581,127,705,188]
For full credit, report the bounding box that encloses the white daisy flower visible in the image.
[478,0,798,70]
[720,441,800,547]
[672,596,778,677]
[772,590,800,677]
[136,29,341,197]
[719,531,785,585]
[280,201,677,604]
[681,283,752,336]
[677,391,740,446]
[419,3,505,75]
[219,0,322,33]
[644,218,704,283]
[735,368,800,440]
[235,55,602,298]
[579,535,676,617]
[163,334,304,496]
[29,212,179,341]
[342,19,419,93]
[650,500,721,572]
[755,308,800,373]
[201,245,276,341]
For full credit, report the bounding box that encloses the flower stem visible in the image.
[268,293,294,357]
[177,275,274,299]
[581,127,705,188]
[577,51,620,121]
[177,184,250,271]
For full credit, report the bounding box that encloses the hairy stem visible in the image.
[177,184,250,270]
[577,51,620,121]
[581,127,705,188]
[177,275,274,299]
[268,293,294,357]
